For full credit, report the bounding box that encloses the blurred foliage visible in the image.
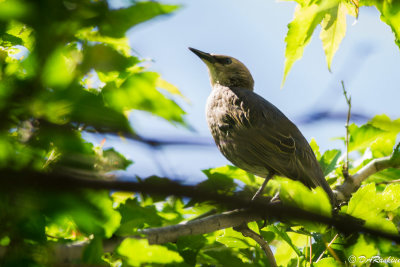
[0,0,187,266]
[282,0,400,85]
[0,0,400,266]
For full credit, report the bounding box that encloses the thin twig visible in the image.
[316,233,339,262]
[378,179,400,185]
[233,224,277,267]
[341,81,351,180]
[309,236,312,265]
[325,236,342,264]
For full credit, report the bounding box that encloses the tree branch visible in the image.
[1,151,400,263]
[233,223,277,267]
[139,153,400,244]
[143,209,262,244]
[335,155,397,200]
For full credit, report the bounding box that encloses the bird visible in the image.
[189,47,336,206]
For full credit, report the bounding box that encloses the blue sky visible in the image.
[101,0,400,182]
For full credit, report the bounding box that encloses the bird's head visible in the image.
[189,47,254,90]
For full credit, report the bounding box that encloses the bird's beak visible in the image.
[189,47,215,63]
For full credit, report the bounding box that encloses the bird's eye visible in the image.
[218,58,232,65]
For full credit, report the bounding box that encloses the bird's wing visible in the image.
[229,89,326,189]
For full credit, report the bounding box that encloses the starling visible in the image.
[189,47,336,206]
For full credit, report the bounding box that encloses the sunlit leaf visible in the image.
[314,257,340,266]
[201,167,238,194]
[94,147,133,173]
[345,235,378,262]
[216,227,255,248]
[319,149,341,176]
[278,177,332,217]
[84,191,121,238]
[361,0,400,49]
[82,237,104,265]
[156,76,190,103]
[117,198,162,235]
[367,168,400,183]
[76,28,131,56]
[346,183,398,234]
[283,0,339,85]
[369,114,400,133]
[310,137,321,160]
[81,44,139,73]
[103,72,186,124]
[99,2,180,38]
[204,165,258,187]
[5,20,34,50]
[117,239,183,266]
[381,184,400,212]
[269,225,302,257]
[0,0,30,20]
[348,124,386,153]
[204,249,247,267]
[273,227,307,266]
[320,2,347,71]
[347,183,381,218]
[0,236,10,246]
[42,46,80,89]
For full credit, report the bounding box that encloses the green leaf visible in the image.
[369,114,400,133]
[346,183,398,234]
[278,178,332,217]
[381,184,400,212]
[99,2,180,38]
[201,167,238,194]
[42,46,78,89]
[82,237,105,265]
[369,115,400,157]
[0,32,22,48]
[346,183,381,219]
[272,226,309,266]
[367,168,400,183]
[177,235,207,266]
[204,165,258,186]
[216,227,255,249]
[391,142,400,165]
[84,191,122,238]
[95,147,133,173]
[204,249,247,267]
[81,44,139,73]
[278,178,331,232]
[310,138,321,160]
[76,28,131,56]
[0,0,30,20]
[283,0,339,85]
[320,2,347,71]
[4,21,34,50]
[345,235,378,263]
[319,149,341,176]
[270,225,302,257]
[364,0,400,50]
[348,123,386,153]
[156,76,190,103]
[314,257,341,266]
[0,236,10,247]
[103,72,186,124]
[31,87,132,133]
[117,198,162,235]
[117,238,183,266]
